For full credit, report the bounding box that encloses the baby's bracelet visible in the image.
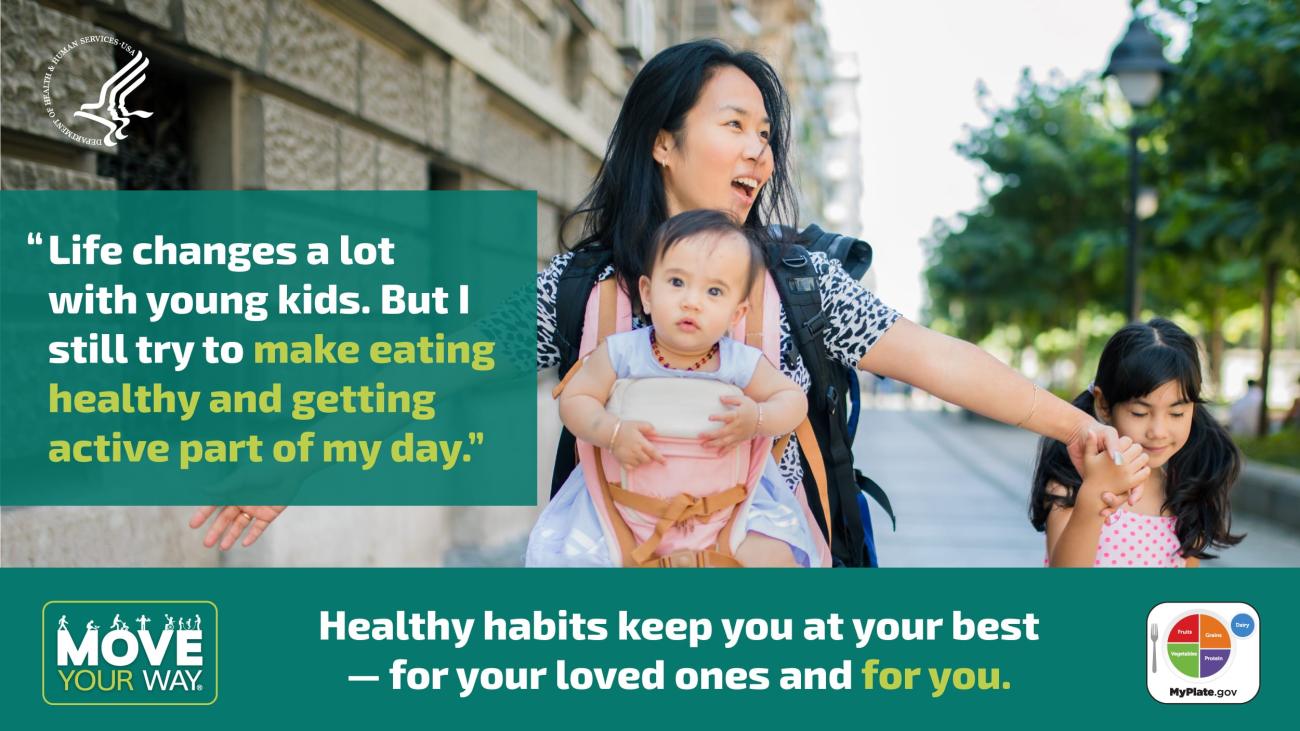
[756,404,764,436]
[608,419,623,450]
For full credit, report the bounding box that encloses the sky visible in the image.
[820,0,1186,321]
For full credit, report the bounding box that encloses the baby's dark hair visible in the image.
[643,209,765,300]
[1029,318,1243,559]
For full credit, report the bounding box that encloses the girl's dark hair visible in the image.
[561,39,797,313]
[644,209,765,300]
[1029,318,1243,560]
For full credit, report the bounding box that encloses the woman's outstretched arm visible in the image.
[859,319,1088,440]
[858,318,1134,502]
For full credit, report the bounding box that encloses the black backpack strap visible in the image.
[856,470,895,531]
[767,242,867,566]
[798,224,873,281]
[550,247,613,498]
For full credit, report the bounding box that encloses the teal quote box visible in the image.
[0,191,537,505]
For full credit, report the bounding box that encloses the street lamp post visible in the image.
[1104,16,1173,322]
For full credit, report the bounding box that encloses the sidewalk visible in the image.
[854,404,1300,568]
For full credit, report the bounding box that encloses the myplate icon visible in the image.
[43,600,218,706]
[1147,602,1258,704]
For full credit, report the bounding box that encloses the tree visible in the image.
[1155,0,1300,433]
[926,73,1129,384]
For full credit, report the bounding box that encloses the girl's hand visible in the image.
[702,395,759,453]
[1079,438,1149,511]
[189,506,286,550]
[612,420,665,468]
[1067,419,1144,507]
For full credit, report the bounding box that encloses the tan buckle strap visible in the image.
[592,449,642,567]
[608,483,747,521]
[646,550,744,568]
[606,482,747,564]
[551,358,583,399]
[794,419,832,555]
[771,432,792,463]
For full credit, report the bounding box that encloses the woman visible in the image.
[194,40,1135,553]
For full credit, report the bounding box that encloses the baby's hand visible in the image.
[1080,436,1149,509]
[611,420,665,468]
[701,395,759,453]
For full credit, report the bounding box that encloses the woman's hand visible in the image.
[1078,438,1149,512]
[187,447,310,549]
[189,505,286,550]
[701,395,759,453]
[1066,419,1144,513]
[611,420,665,468]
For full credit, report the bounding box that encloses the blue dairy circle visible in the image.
[1230,613,1255,638]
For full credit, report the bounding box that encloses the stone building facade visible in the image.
[1,0,850,567]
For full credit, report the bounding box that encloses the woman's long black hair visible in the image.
[561,39,799,314]
[1029,318,1243,559]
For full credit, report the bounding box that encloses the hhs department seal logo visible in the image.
[42,600,218,706]
[41,35,153,148]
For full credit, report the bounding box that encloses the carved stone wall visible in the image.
[423,53,450,152]
[180,0,268,69]
[240,92,337,190]
[120,0,171,28]
[446,60,487,169]
[360,39,426,145]
[0,157,116,190]
[264,0,361,114]
[1,0,116,148]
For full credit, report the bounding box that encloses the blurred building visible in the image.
[823,52,863,239]
[0,0,854,567]
[823,51,874,291]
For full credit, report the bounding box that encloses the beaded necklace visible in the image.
[650,329,717,371]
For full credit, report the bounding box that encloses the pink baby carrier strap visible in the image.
[570,273,830,567]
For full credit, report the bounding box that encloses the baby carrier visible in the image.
[551,273,832,567]
[551,225,896,567]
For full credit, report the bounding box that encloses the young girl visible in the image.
[1031,319,1243,567]
[527,209,820,567]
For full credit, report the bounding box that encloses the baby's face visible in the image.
[639,231,752,355]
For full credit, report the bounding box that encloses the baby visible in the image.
[530,209,819,567]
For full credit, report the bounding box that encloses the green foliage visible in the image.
[1234,430,1300,470]
[1155,0,1300,271]
[926,74,1128,345]
[926,0,1298,399]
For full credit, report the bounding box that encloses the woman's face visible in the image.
[654,66,774,223]
[1096,380,1194,471]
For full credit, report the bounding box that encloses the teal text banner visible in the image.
[0,568,1293,728]
[0,191,537,506]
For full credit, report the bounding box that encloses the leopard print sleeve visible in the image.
[810,251,902,369]
[536,251,574,371]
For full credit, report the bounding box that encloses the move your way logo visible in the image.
[43,601,218,706]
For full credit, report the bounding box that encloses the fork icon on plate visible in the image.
[1150,622,1159,673]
